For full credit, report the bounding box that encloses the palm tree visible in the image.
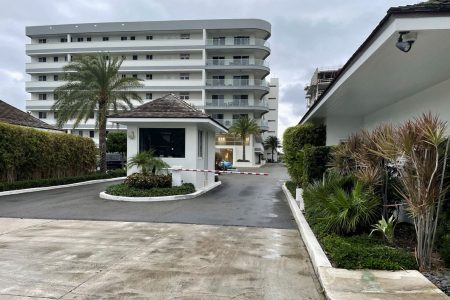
[127,150,170,175]
[229,116,260,161]
[53,54,143,172]
[264,136,280,162]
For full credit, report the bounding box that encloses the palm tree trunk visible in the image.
[242,135,246,161]
[98,102,107,172]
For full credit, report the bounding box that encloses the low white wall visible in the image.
[364,77,450,130]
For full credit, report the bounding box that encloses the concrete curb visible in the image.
[0,177,126,197]
[99,181,221,202]
[282,182,448,300]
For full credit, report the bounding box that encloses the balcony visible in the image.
[205,59,269,67]
[206,38,270,48]
[214,118,269,131]
[26,39,205,55]
[205,79,269,92]
[204,98,269,112]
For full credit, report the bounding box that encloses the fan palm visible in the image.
[264,136,280,162]
[127,150,170,175]
[52,54,143,172]
[228,116,260,161]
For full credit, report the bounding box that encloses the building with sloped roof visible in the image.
[0,100,60,131]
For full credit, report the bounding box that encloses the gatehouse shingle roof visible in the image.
[0,100,59,131]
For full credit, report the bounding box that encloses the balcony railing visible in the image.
[205,99,268,109]
[205,59,269,67]
[206,38,270,48]
[205,79,269,88]
[215,118,268,130]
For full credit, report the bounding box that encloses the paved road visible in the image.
[0,164,295,229]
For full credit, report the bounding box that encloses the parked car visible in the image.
[216,160,233,171]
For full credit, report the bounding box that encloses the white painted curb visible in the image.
[99,181,221,202]
[0,177,126,197]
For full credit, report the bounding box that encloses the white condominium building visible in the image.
[25,19,278,167]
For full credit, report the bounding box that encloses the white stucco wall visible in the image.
[364,77,450,130]
[325,116,363,146]
[126,122,216,189]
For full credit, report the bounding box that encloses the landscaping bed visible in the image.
[0,169,126,192]
[106,183,195,197]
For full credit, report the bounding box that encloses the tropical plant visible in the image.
[228,116,260,161]
[106,131,127,167]
[127,150,170,175]
[52,54,143,172]
[323,181,380,234]
[264,136,280,162]
[370,215,397,244]
[369,113,449,270]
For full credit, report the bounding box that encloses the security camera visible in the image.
[396,31,417,53]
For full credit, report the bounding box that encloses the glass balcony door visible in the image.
[233,56,249,65]
[212,37,225,46]
[234,36,250,45]
[233,75,249,86]
[212,75,225,85]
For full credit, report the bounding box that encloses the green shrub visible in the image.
[321,234,417,270]
[124,173,172,189]
[0,122,96,182]
[0,169,125,192]
[106,183,195,197]
[303,145,331,183]
[286,181,297,198]
[439,233,450,266]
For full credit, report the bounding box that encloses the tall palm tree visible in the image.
[264,136,280,162]
[229,116,260,161]
[53,54,143,172]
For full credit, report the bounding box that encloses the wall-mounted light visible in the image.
[396,31,417,53]
[127,130,135,140]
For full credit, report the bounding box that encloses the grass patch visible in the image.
[106,183,195,197]
[0,169,126,192]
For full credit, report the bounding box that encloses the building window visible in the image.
[89,112,95,119]
[53,57,59,62]
[54,93,59,100]
[132,74,138,79]
[77,37,84,42]
[121,74,126,78]
[60,37,67,43]
[180,53,190,60]
[38,75,47,81]
[139,128,185,158]
[212,36,225,45]
[146,35,153,40]
[146,93,152,100]
[180,33,190,39]
[38,57,46,62]
[179,73,190,80]
[146,54,153,60]
[78,130,83,137]
[121,55,127,60]
[102,36,109,41]
[38,93,47,100]
[146,74,153,80]
[38,112,47,119]
[38,38,46,44]
[54,75,59,81]
[87,37,92,42]
[197,130,203,158]
[121,36,128,41]
[130,36,135,40]
[54,112,58,119]
[268,120,276,122]
[132,55,138,60]
[179,92,190,100]
[89,131,95,138]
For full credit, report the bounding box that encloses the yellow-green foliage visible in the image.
[0,122,96,182]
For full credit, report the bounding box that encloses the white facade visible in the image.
[262,78,279,161]
[301,12,450,145]
[25,19,276,167]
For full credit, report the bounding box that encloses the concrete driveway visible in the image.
[0,164,323,299]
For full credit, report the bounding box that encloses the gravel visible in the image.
[422,270,450,296]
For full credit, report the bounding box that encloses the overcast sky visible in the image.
[0,0,418,137]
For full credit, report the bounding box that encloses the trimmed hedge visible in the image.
[286,181,297,199]
[321,234,417,270]
[0,169,126,192]
[106,183,195,197]
[0,122,96,182]
[124,173,171,189]
[302,145,331,183]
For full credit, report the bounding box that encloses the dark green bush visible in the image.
[0,122,96,182]
[303,145,331,183]
[286,181,297,198]
[0,169,125,192]
[321,234,417,270]
[106,183,195,197]
[124,173,172,189]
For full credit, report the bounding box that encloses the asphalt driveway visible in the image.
[0,164,295,229]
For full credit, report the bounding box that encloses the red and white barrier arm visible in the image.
[168,168,269,176]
